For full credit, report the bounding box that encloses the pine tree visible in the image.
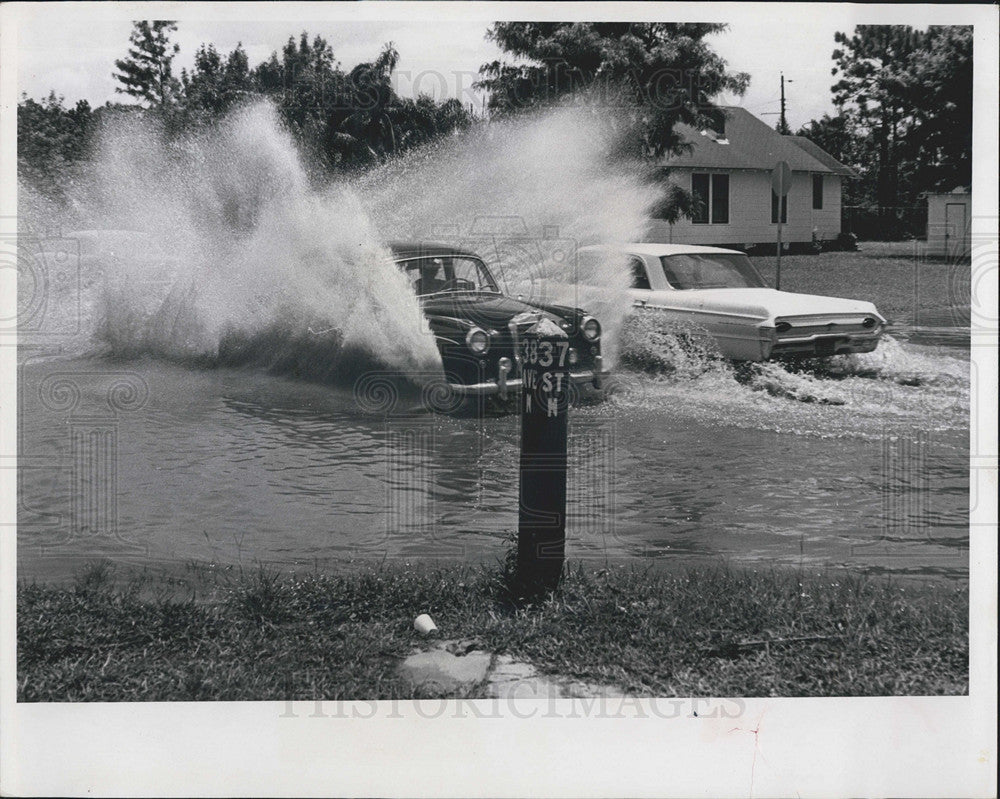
[113,20,181,111]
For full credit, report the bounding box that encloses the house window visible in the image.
[691,173,729,224]
[691,173,710,224]
[771,190,788,224]
[812,174,823,209]
[711,174,729,224]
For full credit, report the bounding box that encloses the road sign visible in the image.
[771,161,791,290]
[771,160,792,197]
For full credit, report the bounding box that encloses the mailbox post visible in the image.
[517,318,570,596]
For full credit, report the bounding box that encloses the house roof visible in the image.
[922,186,971,196]
[784,136,858,177]
[662,107,856,176]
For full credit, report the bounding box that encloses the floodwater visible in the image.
[17,332,969,583]
[15,102,971,583]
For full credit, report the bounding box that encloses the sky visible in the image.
[10,8,953,132]
[13,15,860,131]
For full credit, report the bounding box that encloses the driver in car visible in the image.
[413,259,447,295]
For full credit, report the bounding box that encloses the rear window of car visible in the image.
[659,253,766,290]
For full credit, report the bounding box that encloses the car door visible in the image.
[628,252,730,350]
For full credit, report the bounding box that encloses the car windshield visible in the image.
[399,256,500,296]
[659,253,767,290]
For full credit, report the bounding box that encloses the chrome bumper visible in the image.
[769,332,883,358]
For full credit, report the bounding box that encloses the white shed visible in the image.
[925,188,971,258]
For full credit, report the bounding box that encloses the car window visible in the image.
[659,253,766,290]
[629,256,651,290]
[400,256,500,296]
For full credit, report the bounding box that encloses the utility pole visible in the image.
[762,73,794,133]
[778,73,793,135]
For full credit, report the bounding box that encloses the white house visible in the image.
[645,107,857,249]
[925,188,971,259]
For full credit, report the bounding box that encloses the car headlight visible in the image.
[862,316,879,329]
[466,327,490,354]
[581,316,601,341]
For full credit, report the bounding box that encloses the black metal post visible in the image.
[517,320,570,596]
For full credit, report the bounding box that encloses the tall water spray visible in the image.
[23,101,662,378]
[27,103,443,377]
[354,106,661,360]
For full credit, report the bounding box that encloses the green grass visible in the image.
[18,559,968,701]
[749,241,970,324]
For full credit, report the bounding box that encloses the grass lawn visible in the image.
[749,241,971,325]
[18,559,968,701]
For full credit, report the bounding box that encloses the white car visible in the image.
[578,243,886,361]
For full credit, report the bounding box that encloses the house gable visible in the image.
[661,107,850,176]
[783,136,857,178]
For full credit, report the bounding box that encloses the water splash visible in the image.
[741,362,847,405]
[26,102,443,379]
[617,312,729,379]
[816,335,969,387]
[353,106,660,361]
[24,101,663,377]
[19,98,969,432]
[605,318,969,439]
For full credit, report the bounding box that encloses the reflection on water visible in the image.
[18,336,970,583]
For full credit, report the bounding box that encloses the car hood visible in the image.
[420,292,561,329]
[639,287,883,322]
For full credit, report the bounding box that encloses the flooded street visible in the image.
[14,103,971,585]
[18,331,969,583]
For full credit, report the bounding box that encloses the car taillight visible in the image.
[775,321,792,333]
[466,327,490,354]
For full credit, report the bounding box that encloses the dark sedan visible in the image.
[390,241,608,399]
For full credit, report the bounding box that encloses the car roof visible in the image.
[387,240,482,261]
[578,242,746,257]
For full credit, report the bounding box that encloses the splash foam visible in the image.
[28,103,443,378]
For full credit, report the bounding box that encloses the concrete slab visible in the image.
[397,648,492,692]
[484,654,626,699]
[397,639,627,699]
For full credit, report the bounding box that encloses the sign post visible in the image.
[517,318,570,597]
[771,160,792,290]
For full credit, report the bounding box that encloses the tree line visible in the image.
[18,21,753,223]
[19,21,972,239]
[18,21,475,199]
[796,25,972,239]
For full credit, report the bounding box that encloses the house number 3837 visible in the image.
[521,339,569,368]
